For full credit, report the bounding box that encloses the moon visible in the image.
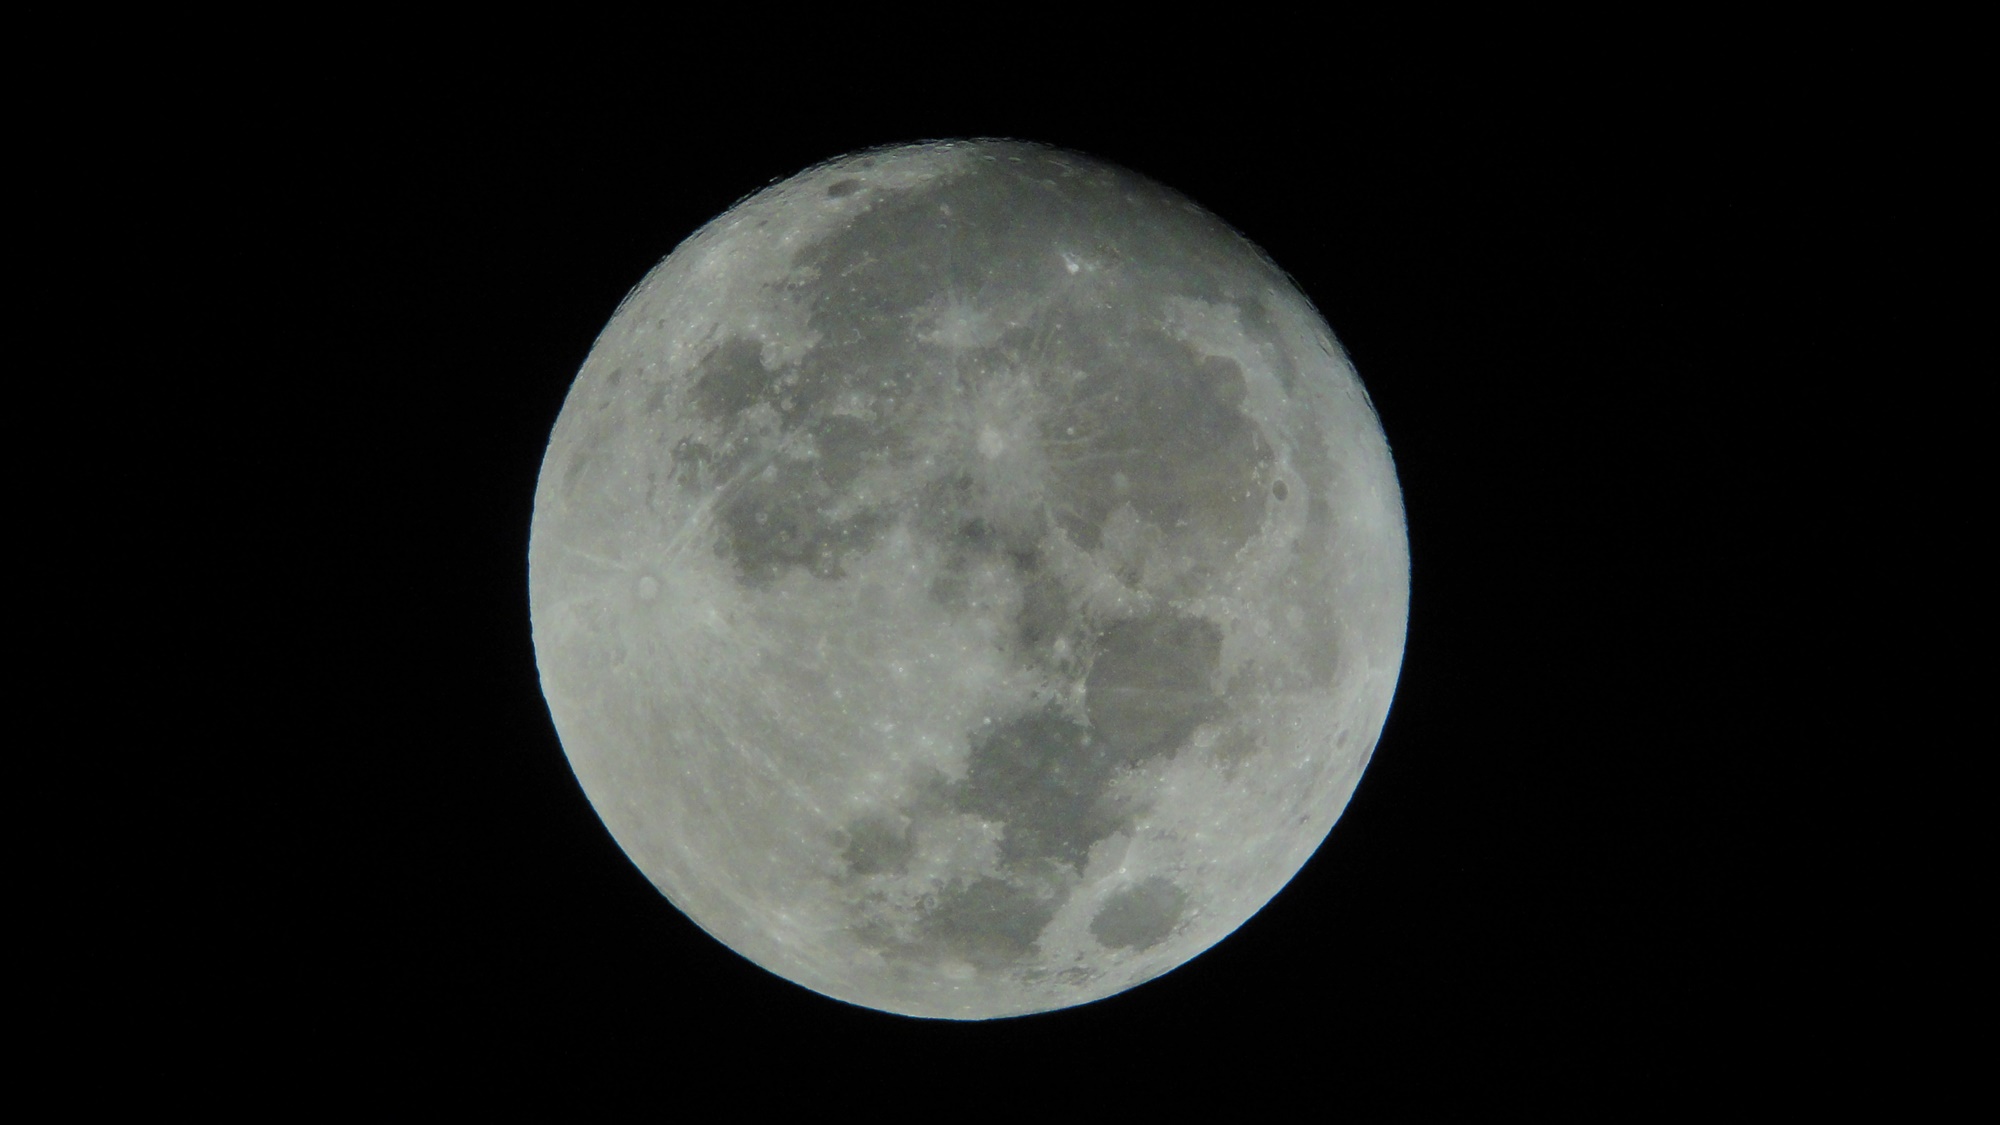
[529,140,1408,1019]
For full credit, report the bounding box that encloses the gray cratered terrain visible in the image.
[529,140,1408,1019]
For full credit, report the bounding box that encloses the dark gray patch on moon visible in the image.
[1237,293,1303,395]
[714,457,890,586]
[1090,877,1189,951]
[953,707,1105,872]
[812,414,886,492]
[847,609,1225,972]
[1084,613,1225,762]
[920,876,1064,969]
[1043,344,1270,572]
[841,816,913,876]
[915,475,1050,584]
[683,148,1281,599]
[688,336,773,419]
[1014,574,1082,672]
[947,610,1222,880]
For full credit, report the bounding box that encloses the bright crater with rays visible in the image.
[529,140,1408,1019]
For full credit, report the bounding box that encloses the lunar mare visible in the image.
[529,140,1408,1019]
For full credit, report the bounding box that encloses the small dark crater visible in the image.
[606,366,626,386]
[1271,478,1288,501]
[826,178,861,198]
[1089,877,1188,951]
[841,816,913,876]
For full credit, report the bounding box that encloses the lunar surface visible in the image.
[529,140,1408,1019]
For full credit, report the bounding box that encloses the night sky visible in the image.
[182,38,1925,1103]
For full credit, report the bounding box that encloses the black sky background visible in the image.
[180,39,1935,1102]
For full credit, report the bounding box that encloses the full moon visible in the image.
[529,140,1408,1019]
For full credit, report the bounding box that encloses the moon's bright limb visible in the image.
[530,140,1408,1019]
